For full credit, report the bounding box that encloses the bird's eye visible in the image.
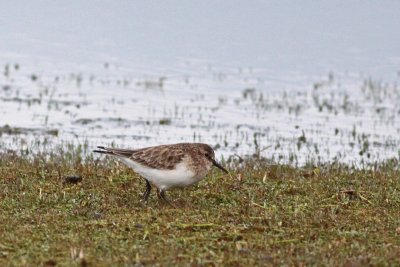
[205,153,209,157]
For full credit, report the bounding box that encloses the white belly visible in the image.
[118,157,203,190]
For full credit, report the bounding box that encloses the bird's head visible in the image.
[198,144,229,174]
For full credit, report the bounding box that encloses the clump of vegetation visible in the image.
[30,74,38,81]
[0,125,58,137]
[0,149,399,266]
[159,118,172,125]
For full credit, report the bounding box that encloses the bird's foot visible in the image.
[157,189,177,208]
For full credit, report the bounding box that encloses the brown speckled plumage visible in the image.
[95,143,214,171]
[93,143,228,206]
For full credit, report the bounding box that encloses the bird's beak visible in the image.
[211,158,229,174]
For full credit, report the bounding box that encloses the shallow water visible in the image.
[1,1,400,165]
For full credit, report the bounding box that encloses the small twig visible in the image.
[251,202,266,209]
[358,192,373,204]
[176,223,216,229]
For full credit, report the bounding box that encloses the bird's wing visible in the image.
[94,145,186,170]
[130,145,186,170]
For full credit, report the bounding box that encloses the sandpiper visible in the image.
[93,143,228,206]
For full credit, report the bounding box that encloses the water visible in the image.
[1,1,400,164]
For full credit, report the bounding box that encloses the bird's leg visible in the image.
[141,179,152,202]
[158,189,176,208]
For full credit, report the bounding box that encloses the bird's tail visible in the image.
[93,146,134,157]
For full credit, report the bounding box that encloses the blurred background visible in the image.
[1,0,400,165]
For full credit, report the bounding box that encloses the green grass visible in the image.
[0,151,399,266]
